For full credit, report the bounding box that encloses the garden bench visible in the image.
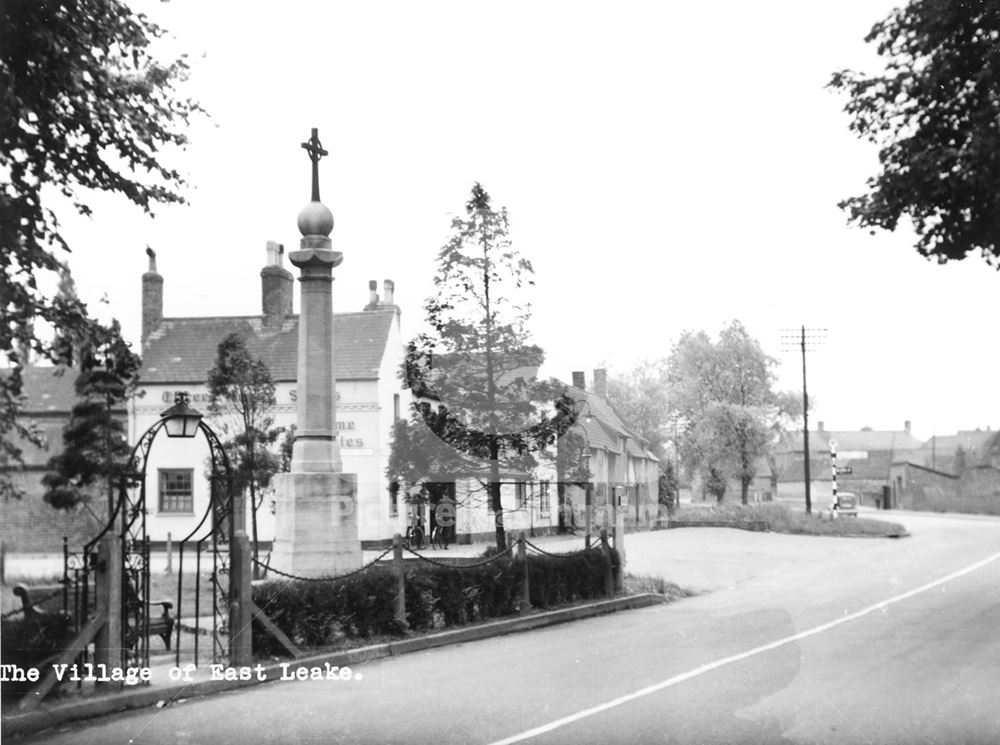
[124,582,175,650]
[12,583,72,645]
[13,581,175,650]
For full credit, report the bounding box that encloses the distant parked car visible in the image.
[834,491,859,517]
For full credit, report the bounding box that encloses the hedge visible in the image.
[1,616,70,699]
[251,548,616,657]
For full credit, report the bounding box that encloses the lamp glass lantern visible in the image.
[161,393,203,438]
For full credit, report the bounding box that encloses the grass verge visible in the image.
[671,502,908,537]
[623,573,692,601]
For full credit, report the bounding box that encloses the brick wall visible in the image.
[0,470,109,553]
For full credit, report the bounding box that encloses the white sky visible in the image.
[54,1,998,442]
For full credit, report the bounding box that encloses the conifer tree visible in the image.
[394,184,574,550]
[42,321,142,517]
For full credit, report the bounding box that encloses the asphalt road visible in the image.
[15,512,1000,745]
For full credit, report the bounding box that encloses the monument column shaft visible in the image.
[288,248,343,473]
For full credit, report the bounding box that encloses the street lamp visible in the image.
[581,448,593,549]
[161,392,203,438]
[576,400,595,549]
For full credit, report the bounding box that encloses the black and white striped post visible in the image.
[830,438,838,517]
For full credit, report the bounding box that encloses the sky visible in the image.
[52,0,998,443]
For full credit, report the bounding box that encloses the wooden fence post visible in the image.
[518,533,530,610]
[393,533,407,628]
[165,532,172,575]
[94,535,122,686]
[600,528,614,598]
[229,530,253,667]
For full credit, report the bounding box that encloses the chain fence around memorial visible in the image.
[249,533,602,582]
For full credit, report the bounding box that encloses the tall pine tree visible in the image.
[395,184,573,550]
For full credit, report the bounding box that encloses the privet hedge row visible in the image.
[252,548,616,656]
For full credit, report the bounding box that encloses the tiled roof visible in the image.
[782,429,922,454]
[12,367,127,414]
[9,367,126,466]
[15,367,81,413]
[564,387,656,461]
[780,452,892,482]
[141,310,396,383]
[917,430,996,456]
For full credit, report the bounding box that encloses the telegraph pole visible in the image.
[781,327,826,514]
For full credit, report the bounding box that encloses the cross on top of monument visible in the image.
[301,128,328,203]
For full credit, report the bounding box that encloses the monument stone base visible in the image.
[269,472,362,577]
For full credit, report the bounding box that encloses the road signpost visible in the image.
[830,438,838,516]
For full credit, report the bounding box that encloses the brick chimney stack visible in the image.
[817,421,824,432]
[364,280,379,310]
[593,368,607,399]
[572,371,585,390]
[261,241,293,327]
[383,279,395,306]
[141,246,163,345]
[905,420,911,434]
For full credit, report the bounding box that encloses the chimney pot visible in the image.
[366,280,379,309]
[593,369,607,399]
[265,240,280,266]
[817,421,824,432]
[383,279,395,306]
[905,420,911,433]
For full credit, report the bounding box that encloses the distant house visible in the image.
[560,370,660,531]
[910,428,998,474]
[0,367,119,552]
[889,429,1000,515]
[772,421,922,508]
[397,366,660,544]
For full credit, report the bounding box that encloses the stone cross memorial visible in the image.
[270,128,361,576]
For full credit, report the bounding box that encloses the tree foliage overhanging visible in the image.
[1,0,202,491]
[830,1,1000,265]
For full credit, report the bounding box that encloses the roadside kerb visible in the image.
[2,593,667,738]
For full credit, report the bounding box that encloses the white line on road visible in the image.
[486,549,1000,745]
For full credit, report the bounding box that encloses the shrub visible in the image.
[525,550,611,608]
[252,569,403,656]
[1,616,70,700]
[251,548,615,657]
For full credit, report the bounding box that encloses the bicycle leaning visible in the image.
[404,523,425,550]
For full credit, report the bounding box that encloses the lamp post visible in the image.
[579,404,594,550]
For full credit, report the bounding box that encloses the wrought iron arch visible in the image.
[116,412,235,669]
